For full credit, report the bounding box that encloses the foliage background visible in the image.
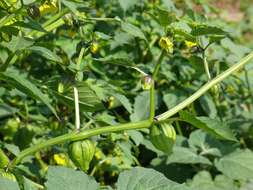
[1,0,253,189]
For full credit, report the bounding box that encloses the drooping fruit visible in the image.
[68,139,95,171]
[150,123,176,154]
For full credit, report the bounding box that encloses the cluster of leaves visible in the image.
[0,0,253,189]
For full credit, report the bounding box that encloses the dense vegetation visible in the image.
[1,0,253,189]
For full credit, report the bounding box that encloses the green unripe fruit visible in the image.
[68,140,95,171]
[0,149,9,169]
[150,123,176,154]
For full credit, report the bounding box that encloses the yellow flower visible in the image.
[185,40,197,48]
[53,153,68,166]
[159,37,173,53]
[90,42,99,54]
[39,1,58,16]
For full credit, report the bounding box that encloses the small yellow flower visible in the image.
[53,153,68,166]
[90,42,99,54]
[185,40,197,48]
[39,1,58,16]
[159,37,173,53]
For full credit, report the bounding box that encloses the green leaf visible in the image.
[116,167,192,190]
[179,111,237,141]
[45,166,99,190]
[11,20,46,33]
[191,25,227,36]
[55,81,104,112]
[130,91,150,122]
[166,147,212,165]
[0,104,19,118]
[113,93,132,113]
[188,130,221,157]
[23,176,43,190]
[1,69,58,118]
[27,46,62,62]
[94,51,134,66]
[188,129,238,157]
[121,22,147,41]
[215,149,253,180]
[3,36,33,52]
[188,171,238,190]
[199,94,217,118]
[0,178,19,190]
[163,90,187,109]
[118,0,138,12]
[153,7,177,27]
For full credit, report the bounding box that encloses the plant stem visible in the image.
[152,51,165,80]
[149,50,166,120]
[155,51,253,121]
[149,80,155,120]
[11,120,151,167]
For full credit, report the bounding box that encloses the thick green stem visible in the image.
[155,51,253,121]
[11,120,151,167]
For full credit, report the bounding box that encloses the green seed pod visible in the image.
[68,139,95,171]
[150,123,176,154]
[0,148,9,169]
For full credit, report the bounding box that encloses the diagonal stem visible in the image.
[155,51,253,121]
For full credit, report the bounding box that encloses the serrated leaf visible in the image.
[189,171,238,190]
[166,147,212,165]
[45,166,99,190]
[28,46,62,62]
[191,25,227,36]
[179,111,237,141]
[121,22,147,41]
[215,149,253,180]
[55,82,104,112]
[1,69,58,118]
[116,167,192,190]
